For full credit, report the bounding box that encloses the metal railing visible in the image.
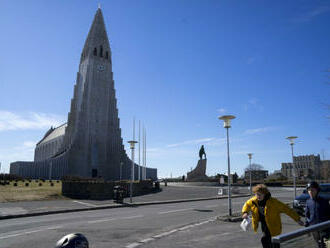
[272,220,330,247]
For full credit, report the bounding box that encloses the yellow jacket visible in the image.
[242,196,300,236]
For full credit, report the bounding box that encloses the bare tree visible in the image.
[245,163,264,171]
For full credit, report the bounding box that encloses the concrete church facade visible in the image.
[10,8,157,181]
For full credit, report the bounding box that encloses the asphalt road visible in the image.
[0,187,302,248]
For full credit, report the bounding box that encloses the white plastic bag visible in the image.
[240,217,252,232]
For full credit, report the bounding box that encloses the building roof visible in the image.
[37,123,67,146]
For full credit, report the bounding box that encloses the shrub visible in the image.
[25,183,29,186]
[0,174,23,181]
[57,180,60,183]
[13,183,18,186]
[39,183,42,186]
[50,183,54,186]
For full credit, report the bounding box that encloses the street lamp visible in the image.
[247,153,253,195]
[286,136,298,199]
[128,140,138,203]
[219,115,236,216]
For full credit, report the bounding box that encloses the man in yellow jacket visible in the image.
[242,184,304,248]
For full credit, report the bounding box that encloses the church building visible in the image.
[10,8,157,181]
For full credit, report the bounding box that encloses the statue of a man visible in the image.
[199,145,206,160]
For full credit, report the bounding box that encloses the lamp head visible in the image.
[218,115,236,128]
[286,136,298,145]
[128,140,138,149]
[247,153,253,159]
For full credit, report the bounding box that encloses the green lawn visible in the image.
[0,180,66,202]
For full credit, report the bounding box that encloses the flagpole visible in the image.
[138,120,141,181]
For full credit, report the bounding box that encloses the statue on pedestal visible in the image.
[199,145,206,160]
[187,146,208,182]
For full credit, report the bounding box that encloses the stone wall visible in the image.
[62,180,154,200]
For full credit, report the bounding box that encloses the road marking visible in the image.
[0,225,63,240]
[152,229,178,238]
[72,200,98,207]
[129,216,218,247]
[139,238,155,243]
[193,220,209,226]
[158,208,192,214]
[47,225,63,230]
[88,215,143,224]
[178,224,194,231]
[125,242,141,248]
[121,215,144,220]
[88,218,116,224]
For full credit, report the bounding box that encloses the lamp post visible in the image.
[128,140,138,203]
[286,136,298,199]
[247,153,253,195]
[219,115,236,216]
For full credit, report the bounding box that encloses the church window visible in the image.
[105,51,109,59]
[100,45,103,57]
[93,47,97,56]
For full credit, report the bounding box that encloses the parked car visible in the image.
[293,183,330,216]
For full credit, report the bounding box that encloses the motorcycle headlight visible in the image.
[293,200,300,206]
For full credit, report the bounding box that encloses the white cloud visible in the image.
[244,126,276,135]
[217,108,226,114]
[22,141,36,148]
[243,98,264,112]
[248,98,258,105]
[247,57,256,65]
[0,110,65,132]
[291,5,330,23]
[147,148,161,153]
[167,137,216,148]
[0,140,37,173]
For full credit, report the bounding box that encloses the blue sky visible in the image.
[0,0,329,178]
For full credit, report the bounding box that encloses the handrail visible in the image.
[272,220,330,244]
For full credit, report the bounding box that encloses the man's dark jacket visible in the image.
[305,195,330,226]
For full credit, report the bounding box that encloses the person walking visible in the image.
[305,181,330,248]
[242,184,304,248]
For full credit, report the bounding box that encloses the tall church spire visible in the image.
[81,8,111,62]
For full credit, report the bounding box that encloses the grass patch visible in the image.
[0,180,66,202]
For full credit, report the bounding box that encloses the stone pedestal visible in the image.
[187,159,208,181]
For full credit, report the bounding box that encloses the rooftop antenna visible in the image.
[98,3,101,9]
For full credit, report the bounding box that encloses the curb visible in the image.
[217,213,242,222]
[0,194,251,220]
